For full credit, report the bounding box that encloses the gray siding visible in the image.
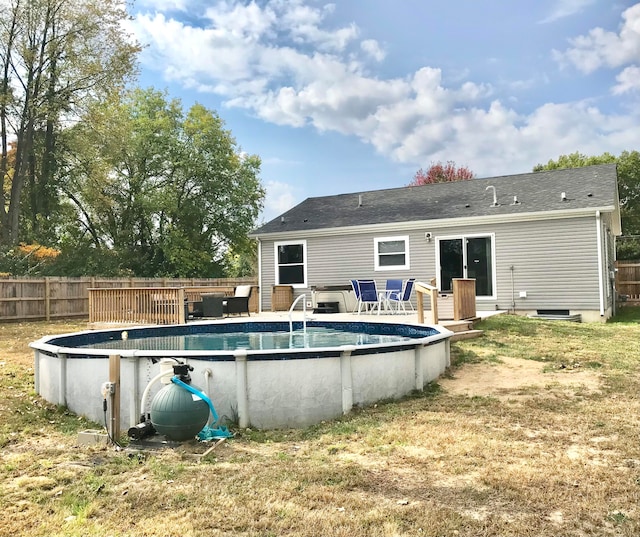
[258,214,604,315]
[492,216,599,312]
[260,241,276,311]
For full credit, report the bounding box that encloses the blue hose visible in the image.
[171,376,233,440]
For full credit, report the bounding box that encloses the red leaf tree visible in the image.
[409,161,475,185]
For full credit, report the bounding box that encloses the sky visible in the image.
[127,0,640,224]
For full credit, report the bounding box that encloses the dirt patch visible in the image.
[440,356,601,398]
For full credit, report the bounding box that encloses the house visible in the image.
[250,164,621,322]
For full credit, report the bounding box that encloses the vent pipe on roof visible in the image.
[511,195,520,206]
[561,192,567,201]
[358,194,362,207]
[486,185,499,207]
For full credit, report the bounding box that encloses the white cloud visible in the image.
[203,1,276,43]
[130,1,640,183]
[137,0,188,11]
[280,3,358,51]
[262,180,299,222]
[539,0,596,24]
[613,65,640,93]
[360,39,386,62]
[553,3,640,73]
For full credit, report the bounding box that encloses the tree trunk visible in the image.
[0,1,21,246]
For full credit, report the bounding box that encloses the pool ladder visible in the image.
[288,293,308,343]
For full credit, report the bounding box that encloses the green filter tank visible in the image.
[150,382,209,441]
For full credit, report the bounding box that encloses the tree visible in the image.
[409,161,475,186]
[58,88,265,277]
[534,150,640,260]
[0,0,139,247]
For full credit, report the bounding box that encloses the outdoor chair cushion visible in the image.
[234,285,252,298]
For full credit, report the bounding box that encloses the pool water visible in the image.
[78,326,415,351]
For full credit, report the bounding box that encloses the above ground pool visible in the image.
[31,319,453,430]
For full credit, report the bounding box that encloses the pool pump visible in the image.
[149,364,210,441]
[128,415,155,440]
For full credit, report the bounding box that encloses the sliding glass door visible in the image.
[438,236,494,297]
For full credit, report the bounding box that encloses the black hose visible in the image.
[103,398,123,449]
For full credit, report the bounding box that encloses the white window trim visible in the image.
[435,233,497,300]
[374,235,410,271]
[274,240,307,288]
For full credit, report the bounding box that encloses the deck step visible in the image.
[450,329,484,342]
[440,316,483,341]
[441,319,477,333]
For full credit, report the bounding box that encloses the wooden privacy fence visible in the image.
[0,277,257,322]
[616,261,640,306]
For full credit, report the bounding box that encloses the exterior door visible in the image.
[439,239,463,293]
[439,236,493,297]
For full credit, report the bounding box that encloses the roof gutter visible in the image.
[251,205,617,240]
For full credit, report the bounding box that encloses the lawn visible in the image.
[1,311,639,536]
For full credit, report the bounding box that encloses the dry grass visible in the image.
[1,314,639,536]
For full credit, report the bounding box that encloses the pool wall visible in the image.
[31,321,452,430]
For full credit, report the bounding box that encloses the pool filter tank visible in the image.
[150,364,209,441]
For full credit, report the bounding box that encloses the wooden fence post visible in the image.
[109,354,121,442]
[416,291,424,324]
[178,288,186,324]
[44,277,51,321]
[415,281,439,324]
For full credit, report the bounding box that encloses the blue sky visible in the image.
[128,0,640,223]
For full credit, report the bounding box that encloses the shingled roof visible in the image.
[252,164,619,236]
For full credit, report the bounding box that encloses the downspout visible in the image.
[596,211,605,317]
[257,238,263,313]
[510,265,515,313]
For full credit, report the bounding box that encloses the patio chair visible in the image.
[350,279,362,313]
[356,279,382,314]
[223,285,252,316]
[387,278,415,314]
[381,279,403,313]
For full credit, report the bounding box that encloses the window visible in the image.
[374,236,410,271]
[275,241,307,287]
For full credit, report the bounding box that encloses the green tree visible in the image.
[0,0,139,247]
[534,150,640,259]
[533,152,618,170]
[59,88,265,277]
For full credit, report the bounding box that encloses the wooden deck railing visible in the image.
[415,281,439,324]
[415,278,477,324]
[88,286,259,325]
[89,287,187,325]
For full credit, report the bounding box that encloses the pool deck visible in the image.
[91,309,506,341]
[194,309,507,341]
[234,309,505,322]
